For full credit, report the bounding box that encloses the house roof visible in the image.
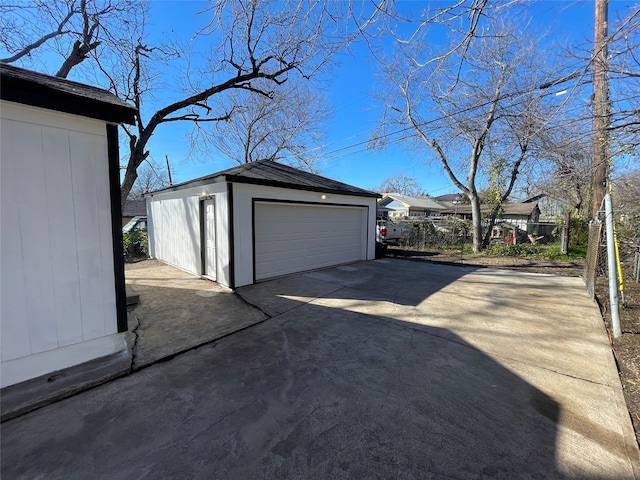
[435,193,464,203]
[521,194,547,203]
[0,63,136,125]
[379,193,446,210]
[148,160,380,198]
[441,202,540,216]
[122,199,147,217]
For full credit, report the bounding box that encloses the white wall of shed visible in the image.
[0,101,123,387]
[146,183,231,287]
[231,183,377,287]
[1,333,126,388]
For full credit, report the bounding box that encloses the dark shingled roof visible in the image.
[122,199,147,217]
[1,63,136,124]
[148,160,380,198]
[440,203,540,216]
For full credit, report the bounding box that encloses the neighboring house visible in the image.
[147,160,380,288]
[378,193,446,219]
[434,193,465,212]
[521,194,567,222]
[122,199,147,225]
[0,64,136,388]
[440,202,542,232]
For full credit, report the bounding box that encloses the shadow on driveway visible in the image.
[1,259,638,479]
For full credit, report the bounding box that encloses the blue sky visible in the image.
[141,0,612,197]
[6,0,629,196]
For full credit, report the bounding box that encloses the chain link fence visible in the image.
[388,216,561,250]
[584,206,640,302]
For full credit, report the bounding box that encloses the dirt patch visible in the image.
[386,246,640,448]
[597,269,640,448]
[385,247,585,277]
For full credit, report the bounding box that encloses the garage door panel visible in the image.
[254,202,366,280]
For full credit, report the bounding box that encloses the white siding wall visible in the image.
[147,181,377,289]
[0,101,125,387]
[232,184,377,287]
[147,183,231,286]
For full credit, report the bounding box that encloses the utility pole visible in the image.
[592,0,609,217]
[165,155,173,186]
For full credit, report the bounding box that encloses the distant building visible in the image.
[122,199,147,225]
[378,193,446,219]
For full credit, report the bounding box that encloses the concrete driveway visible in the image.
[2,259,639,479]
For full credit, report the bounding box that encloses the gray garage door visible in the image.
[254,202,367,281]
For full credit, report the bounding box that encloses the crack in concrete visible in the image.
[129,313,142,372]
[233,292,273,319]
[488,354,614,388]
[401,325,611,387]
[362,316,613,388]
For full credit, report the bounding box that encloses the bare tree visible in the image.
[374,17,562,252]
[109,0,388,205]
[1,0,146,78]
[373,174,426,196]
[532,122,593,217]
[127,159,170,199]
[612,169,640,211]
[607,5,640,146]
[3,0,388,206]
[190,77,331,170]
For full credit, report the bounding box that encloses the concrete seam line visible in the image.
[486,352,614,388]
[232,292,273,319]
[130,314,275,373]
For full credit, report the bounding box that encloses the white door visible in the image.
[204,199,216,280]
[254,202,366,281]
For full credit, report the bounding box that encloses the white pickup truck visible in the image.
[376,220,405,257]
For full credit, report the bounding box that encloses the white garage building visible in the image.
[147,160,380,288]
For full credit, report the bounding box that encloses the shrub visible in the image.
[485,242,586,259]
[486,243,545,257]
[123,232,148,259]
[552,216,589,247]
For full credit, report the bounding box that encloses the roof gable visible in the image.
[149,160,380,198]
[0,63,136,125]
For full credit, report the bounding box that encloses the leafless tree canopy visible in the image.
[373,11,566,252]
[607,5,640,139]
[127,160,170,199]
[1,0,146,77]
[372,174,426,196]
[532,122,593,217]
[2,0,389,205]
[189,77,332,170]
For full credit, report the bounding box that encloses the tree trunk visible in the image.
[120,165,138,210]
[469,193,483,253]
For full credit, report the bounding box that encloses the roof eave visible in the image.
[1,64,136,125]
[225,175,381,198]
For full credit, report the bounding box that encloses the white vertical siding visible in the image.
[1,101,123,386]
[147,184,231,286]
[147,195,202,275]
[147,181,377,289]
